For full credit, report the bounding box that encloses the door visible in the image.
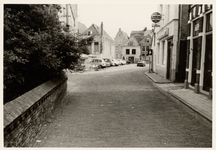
[128,57,134,63]
[166,41,172,80]
[203,34,212,91]
[191,38,198,86]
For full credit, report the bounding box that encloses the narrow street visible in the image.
[31,64,212,147]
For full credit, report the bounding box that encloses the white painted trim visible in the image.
[186,68,189,72]
[196,70,201,74]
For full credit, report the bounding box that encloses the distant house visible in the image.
[139,30,153,61]
[82,22,115,58]
[119,28,153,63]
[114,28,129,59]
[122,36,141,63]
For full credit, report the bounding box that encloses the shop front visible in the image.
[185,4,212,96]
[155,20,178,82]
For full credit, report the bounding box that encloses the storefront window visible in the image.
[193,19,200,36]
[193,18,203,36]
[206,12,212,32]
[191,5,202,19]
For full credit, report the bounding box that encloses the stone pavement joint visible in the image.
[145,71,212,123]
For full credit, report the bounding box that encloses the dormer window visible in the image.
[87,30,92,35]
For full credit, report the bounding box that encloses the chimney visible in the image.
[101,22,103,36]
[119,28,121,32]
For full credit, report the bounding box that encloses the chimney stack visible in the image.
[101,22,103,36]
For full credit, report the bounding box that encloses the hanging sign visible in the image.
[151,12,162,23]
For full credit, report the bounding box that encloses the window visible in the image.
[146,38,150,43]
[126,49,130,55]
[143,46,146,51]
[190,5,202,19]
[87,30,92,35]
[193,19,200,36]
[206,12,212,32]
[146,46,149,50]
[132,49,136,54]
[94,42,99,52]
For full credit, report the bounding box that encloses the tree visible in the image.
[4,4,93,103]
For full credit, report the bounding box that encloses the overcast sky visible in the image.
[78,4,158,39]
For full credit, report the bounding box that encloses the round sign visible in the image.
[151,12,162,23]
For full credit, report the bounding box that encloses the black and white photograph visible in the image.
[2,0,213,148]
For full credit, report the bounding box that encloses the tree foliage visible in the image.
[4,4,93,103]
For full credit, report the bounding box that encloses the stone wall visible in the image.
[4,73,68,147]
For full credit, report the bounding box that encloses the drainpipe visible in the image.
[100,22,103,56]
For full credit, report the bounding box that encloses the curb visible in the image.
[144,72,212,123]
[145,72,171,84]
[168,91,212,123]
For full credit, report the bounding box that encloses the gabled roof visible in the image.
[78,22,87,34]
[114,28,129,44]
[92,24,113,40]
[130,30,144,38]
[114,29,129,40]
[132,34,143,43]
[123,36,140,46]
[144,30,153,36]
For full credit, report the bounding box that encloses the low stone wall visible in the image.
[4,73,68,147]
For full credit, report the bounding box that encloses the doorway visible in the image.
[203,34,212,91]
[166,41,172,80]
[128,57,134,63]
[191,38,198,86]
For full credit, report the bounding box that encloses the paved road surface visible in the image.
[30,64,212,147]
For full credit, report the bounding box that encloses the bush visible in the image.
[4,4,93,104]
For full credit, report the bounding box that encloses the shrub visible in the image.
[4,4,93,104]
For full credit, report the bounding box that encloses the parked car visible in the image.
[137,61,146,67]
[116,59,125,65]
[102,58,112,67]
[122,60,127,65]
[126,60,131,64]
[89,58,107,68]
[111,59,119,66]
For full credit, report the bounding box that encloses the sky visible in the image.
[78,4,158,39]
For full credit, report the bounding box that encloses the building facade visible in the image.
[185,4,212,96]
[139,31,153,61]
[122,36,141,63]
[114,28,129,59]
[152,4,188,82]
[82,22,115,58]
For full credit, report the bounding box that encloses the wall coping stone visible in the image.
[4,73,67,128]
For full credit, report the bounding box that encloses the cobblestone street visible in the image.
[30,65,212,147]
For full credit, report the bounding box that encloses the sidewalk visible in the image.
[145,71,212,122]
